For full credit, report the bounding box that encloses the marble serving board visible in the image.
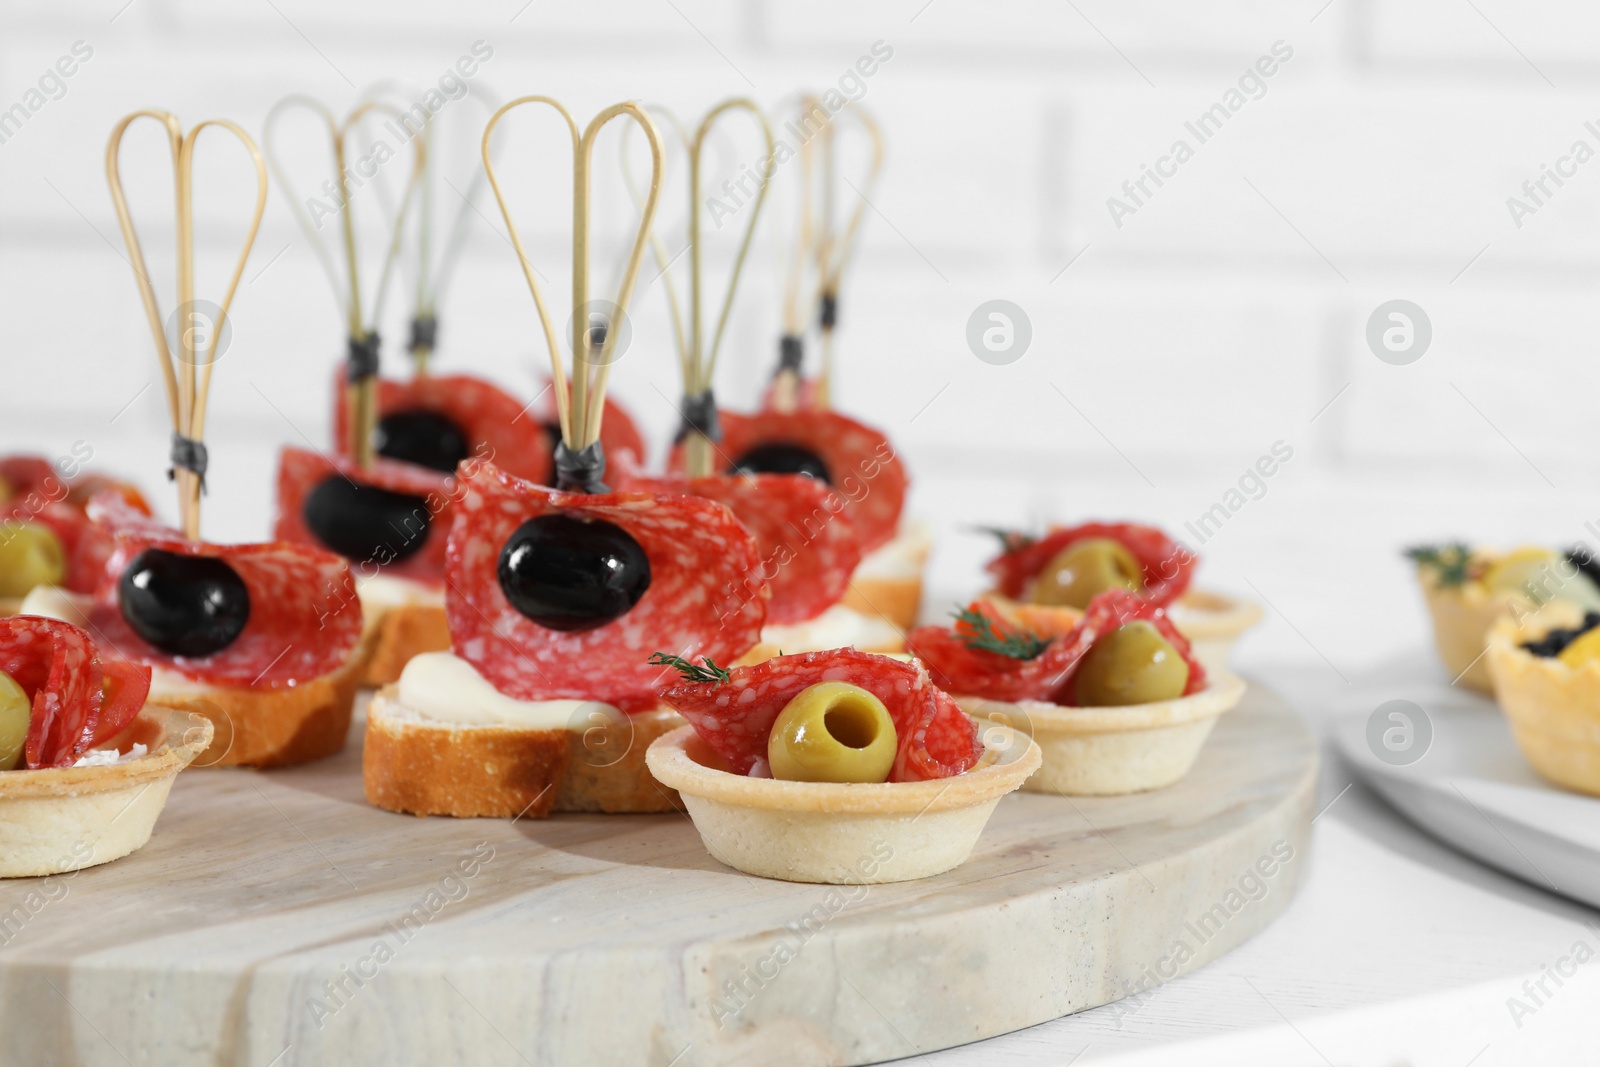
[0,683,1316,1067]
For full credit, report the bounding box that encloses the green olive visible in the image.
[767,681,898,784]
[0,521,67,599]
[0,670,30,770]
[1071,621,1189,707]
[1029,538,1143,609]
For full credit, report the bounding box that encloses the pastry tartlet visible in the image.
[1,705,212,878]
[0,614,209,878]
[648,648,1036,883]
[980,521,1259,671]
[1486,605,1600,796]
[1409,544,1600,693]
[910,590,1236,795]
[1166,590,1265,675]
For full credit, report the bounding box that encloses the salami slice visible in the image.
[333,371,554,485]
[1,454,149,514]
[908,590,1206,704]
[671,409,907,553]
[657,648,982,783]
[86,493,361,688]
[447,461,766,713]
[274,446,455,584]
[987,522,1196,609]
[0,616,100,768]
[617,468,863,625]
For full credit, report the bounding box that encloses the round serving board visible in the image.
[0,681,1315,1067]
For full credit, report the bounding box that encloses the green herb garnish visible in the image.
[973,526,1036,554]
[1404,543,1473,587]
[648,652,732,683]
[953,605,1050,661]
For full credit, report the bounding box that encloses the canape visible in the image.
[647,648,1037,883]
[103,107,365,767]
[1486,605,1600,796]
[0,615,211,878]
[1409,543,1600,693]
[909,590,1242,795]
[979,522,1260,673]
[363,95,767,818]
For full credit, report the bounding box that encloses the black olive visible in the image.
[729,442,831,483]
[497,514,650,631]
[303,475,431,564]
[118,549,250,657]
[375,410,471,473]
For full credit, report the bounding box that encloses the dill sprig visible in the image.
[648,652,732,683]
[973,526,1036,553]
[953,605,1050,661]
[1404,543,1473,587]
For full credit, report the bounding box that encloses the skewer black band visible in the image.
[819,292,838,330]
[553,440,608,494]
[675,389,721,444]
[168,432,208,492]
[777,334,804,374]
[347,332,381,382]
[409,315,437,353]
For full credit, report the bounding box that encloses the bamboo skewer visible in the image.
[482,98,664,490]
[771,98,883,412]
[359,80,503,378]
[105,111,268,541]
[682,100,774,478]
[808,101,882,410]
[263,96,426,468]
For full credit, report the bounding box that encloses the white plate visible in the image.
[1332,660,1600,909]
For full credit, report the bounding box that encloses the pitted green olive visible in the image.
[0,521,66,599]
[1029,538,1143,609]
[1071,621,1189,707]
[767,681,898,784]
[0,670,30,770]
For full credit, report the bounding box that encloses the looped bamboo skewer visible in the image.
[682,99,774,477]
[359,79,503,377]
[481,98,664,475]
[771,97,883,412]
[262,95,427,466]
[105,110,269,541]
[620,105,692,381]
[807,99,882,410]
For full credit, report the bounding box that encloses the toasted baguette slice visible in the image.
[149,656,363,768]
[363,687,686,818]
[840,521,931,630]
[360,600,451,687]
[840,576,922,632]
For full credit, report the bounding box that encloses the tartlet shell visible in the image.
[958,672,1247,796]
[1487,611,1600,796]
[0,705,213,878]
[645,724,1039,884]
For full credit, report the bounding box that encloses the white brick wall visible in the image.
[5,0,1600,677]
